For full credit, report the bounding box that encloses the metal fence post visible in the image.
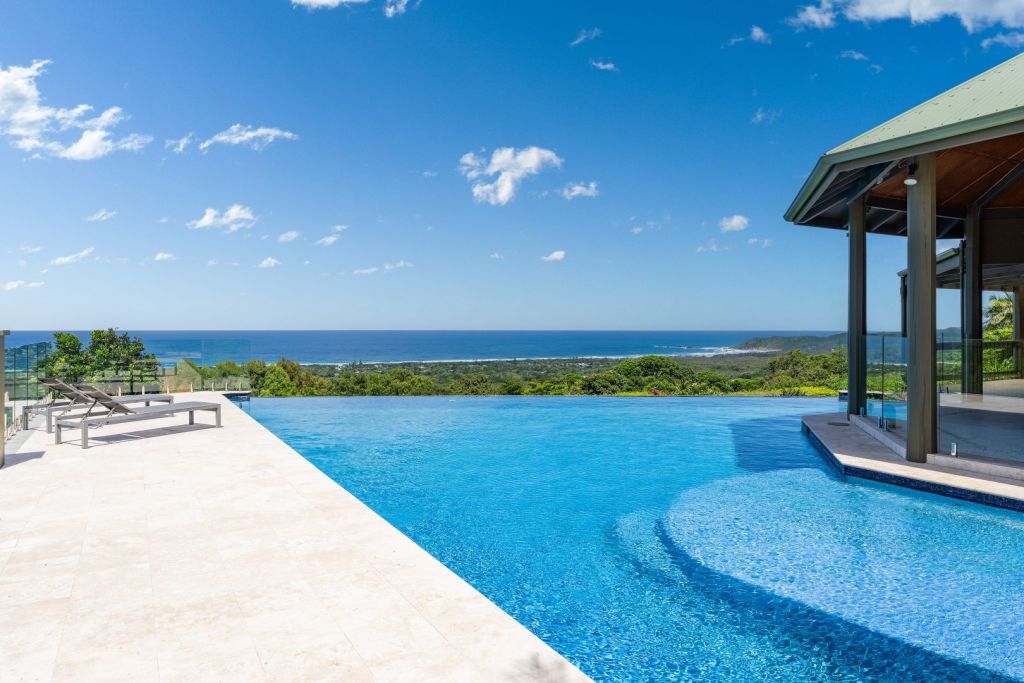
[1,330,8,469]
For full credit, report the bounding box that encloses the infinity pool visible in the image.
[251,397,1024,682]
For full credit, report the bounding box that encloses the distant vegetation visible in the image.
[32,331,853,399]
[736,333,846,355]
[242,350,848,398]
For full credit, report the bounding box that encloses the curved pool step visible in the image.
[663,468,1024,681]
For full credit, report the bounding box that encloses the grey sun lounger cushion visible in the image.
[24,378,173,433]
[54,386,220,449]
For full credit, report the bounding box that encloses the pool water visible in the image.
[251,397,1023,682]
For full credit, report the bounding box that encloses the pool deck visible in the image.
[803,412,1024,511]
[0,392,590,682]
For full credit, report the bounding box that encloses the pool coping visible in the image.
[803,413,1024,513]
[0,391,591,682]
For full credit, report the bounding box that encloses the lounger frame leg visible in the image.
[188,410,194,426]
[81,423,89,449]
[215,405,222,427]
[54,423,62,445]
[46,410,54,434]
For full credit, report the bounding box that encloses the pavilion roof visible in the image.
[786,53,1024,238]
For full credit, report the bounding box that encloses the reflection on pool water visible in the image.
[251,396,1022,682]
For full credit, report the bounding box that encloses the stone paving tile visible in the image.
[0,392,590,682]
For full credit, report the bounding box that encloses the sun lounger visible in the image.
[54,385,220,449]
[24,378,174,434]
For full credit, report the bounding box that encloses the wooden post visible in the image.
[962,207,983,394]
[906,154,938,462]
[848,196,868,416]
[0,330,7,469]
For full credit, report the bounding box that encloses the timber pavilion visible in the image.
[788,53,1024,471]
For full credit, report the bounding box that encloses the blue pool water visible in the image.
[251,397,1024,682]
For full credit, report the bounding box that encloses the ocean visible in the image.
[5,330,835,365]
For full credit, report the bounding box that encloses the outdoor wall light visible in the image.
[904,163,919,186]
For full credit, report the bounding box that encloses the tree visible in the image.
[87,329,160,393]
[245,360,269,392]
[40,333,90,383]
[259,365,297,397]
[984,294,1013,341]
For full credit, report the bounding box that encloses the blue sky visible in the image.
[2,0,1023,331]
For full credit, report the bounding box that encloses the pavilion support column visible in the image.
[906,154,938,462]
[962,207,983,395]
[847,196,868,417]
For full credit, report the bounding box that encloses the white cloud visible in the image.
[291,0,370,8]
[696,239,727,253]
[279,230,300,243]
[207,259,218,267]
[3,280,44,292]
[51,246,94,265]
[187,204,257,232]
[422,170,438,177]
[751,107,780,124]
[258,257,280,269]
[384,259,413,270]
[561,181,599,200]
[353,266,378,275]
[631,226,644,235]
[384,0,409,17]
[845,0,1024,31]
[459,146,563,206]
[199,124,298,151]
[20,245,42,253]
[719,214,750,232]
[0,60,152,160]
[589,59,620,72]
[315,225,347,246]
[570,28,601,47]
[86,208,116,222]
[790,0,1024,32]
[165,133,192,154]
[840,49,868,60]
[154,252,176,261]
[489,252,505,260]
[982,31,1024,48]
[541,250,566,262]
[747,238,772,248]
[727,25,773,46]
[788,0,838,29]
[750,25,772,43]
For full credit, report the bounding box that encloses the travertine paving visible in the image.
[0,392,590,682]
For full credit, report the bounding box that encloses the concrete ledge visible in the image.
[803,413,1024,513]
[850,415,907,458]
[928,452,1024,483]
[0,392,590,682]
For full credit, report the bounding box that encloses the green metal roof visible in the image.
[831,53,1024,155]
[786,52,1024,224]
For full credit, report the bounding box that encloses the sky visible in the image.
[2,0,1024,331]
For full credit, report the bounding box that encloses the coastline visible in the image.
[298,347,774,367]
